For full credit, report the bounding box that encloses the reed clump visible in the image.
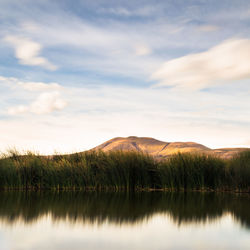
[0,150,249,192]
[158,153,226,191]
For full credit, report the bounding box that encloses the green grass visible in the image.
[0,150,249,191]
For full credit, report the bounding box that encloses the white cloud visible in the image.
[4,36,57,70]
[1,76,67,115]
[31,92,67,114]
[152,39,250,89]
[8,92,67,115]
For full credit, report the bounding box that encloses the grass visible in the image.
[0,150,249,191]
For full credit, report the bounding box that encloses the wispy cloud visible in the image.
[152,39,250,89]
[12,19,163,80]
[97,5,160,17]
[1,1,239,82]
[197,25,219,32]
[0,76,62,91]
[4,36,57,70]
[19,82,61,91]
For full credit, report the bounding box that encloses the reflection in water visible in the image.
[0,191,249,228]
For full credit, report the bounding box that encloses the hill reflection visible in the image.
[0,192,249,228]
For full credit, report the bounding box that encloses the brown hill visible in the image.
[92,136,250,159]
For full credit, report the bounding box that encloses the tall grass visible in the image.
[227,151,250,191]
[0,150,249,191]
[158,153,226,191]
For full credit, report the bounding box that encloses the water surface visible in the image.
[0,192,249,250]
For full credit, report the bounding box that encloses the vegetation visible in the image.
[0,150,249,192]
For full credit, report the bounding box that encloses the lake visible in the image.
[0,192,249,250]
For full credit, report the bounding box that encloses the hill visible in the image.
[92,136,249,159]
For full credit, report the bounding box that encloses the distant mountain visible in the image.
[92,136,249,159]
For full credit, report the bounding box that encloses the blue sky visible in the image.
[1,0,250,153]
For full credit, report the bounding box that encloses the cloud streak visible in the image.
[152,39,250,89]
[0,76,62,91]
[98,5,161,17]
[197,25,219,32]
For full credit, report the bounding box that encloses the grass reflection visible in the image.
[0,191,249,229]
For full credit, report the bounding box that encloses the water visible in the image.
[0,192,249,250]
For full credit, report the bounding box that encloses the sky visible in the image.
[1,0,250,154]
